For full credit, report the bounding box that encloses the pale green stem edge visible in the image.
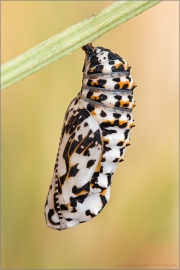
[1,1,161,90]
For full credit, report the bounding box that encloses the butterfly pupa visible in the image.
[44,44,136,230]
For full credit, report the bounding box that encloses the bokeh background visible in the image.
[1,1,179,269]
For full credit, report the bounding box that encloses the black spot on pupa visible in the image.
[115,101,120,107]
[100,194,107,207]
[103,146,111,152]
[70,197,77,207]
[107,173,112,186]
[128,95,133,102]
[100,110,107,117]
[69,139,79,156]
[60,204,68,211]
[117,141,124,147]
[113,78,120,82]
[126,75,131,82]
[54,163,58,171]
[78,134,83,141]
[69,163,79,177]
[66,218,73,222]
[74,98,78,105]
[72,182,90,195]
[109,60,115,65]
[87,103,95,112]
[113,113,121,119]
[85,210,96,218]
[124,129,130,140]
[112,65,124,72]
[94,65,103,73]
[127,114,131,120]
[71,208,77,213]
[84,149,90,156]
[120,147,125,157]
[113,158,119,163]
[48,209,60,225]
[87,91,93,99]
[99,94,107,101]
[97,79,106,88]
[102,129,117,136]
[108,52,124,62]
[114,95,122,101]
[87,159,96,169]
[119,122,127,128]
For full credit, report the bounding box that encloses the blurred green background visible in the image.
[1,1,179,269]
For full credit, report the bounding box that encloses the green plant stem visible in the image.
[1,1,161,90]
